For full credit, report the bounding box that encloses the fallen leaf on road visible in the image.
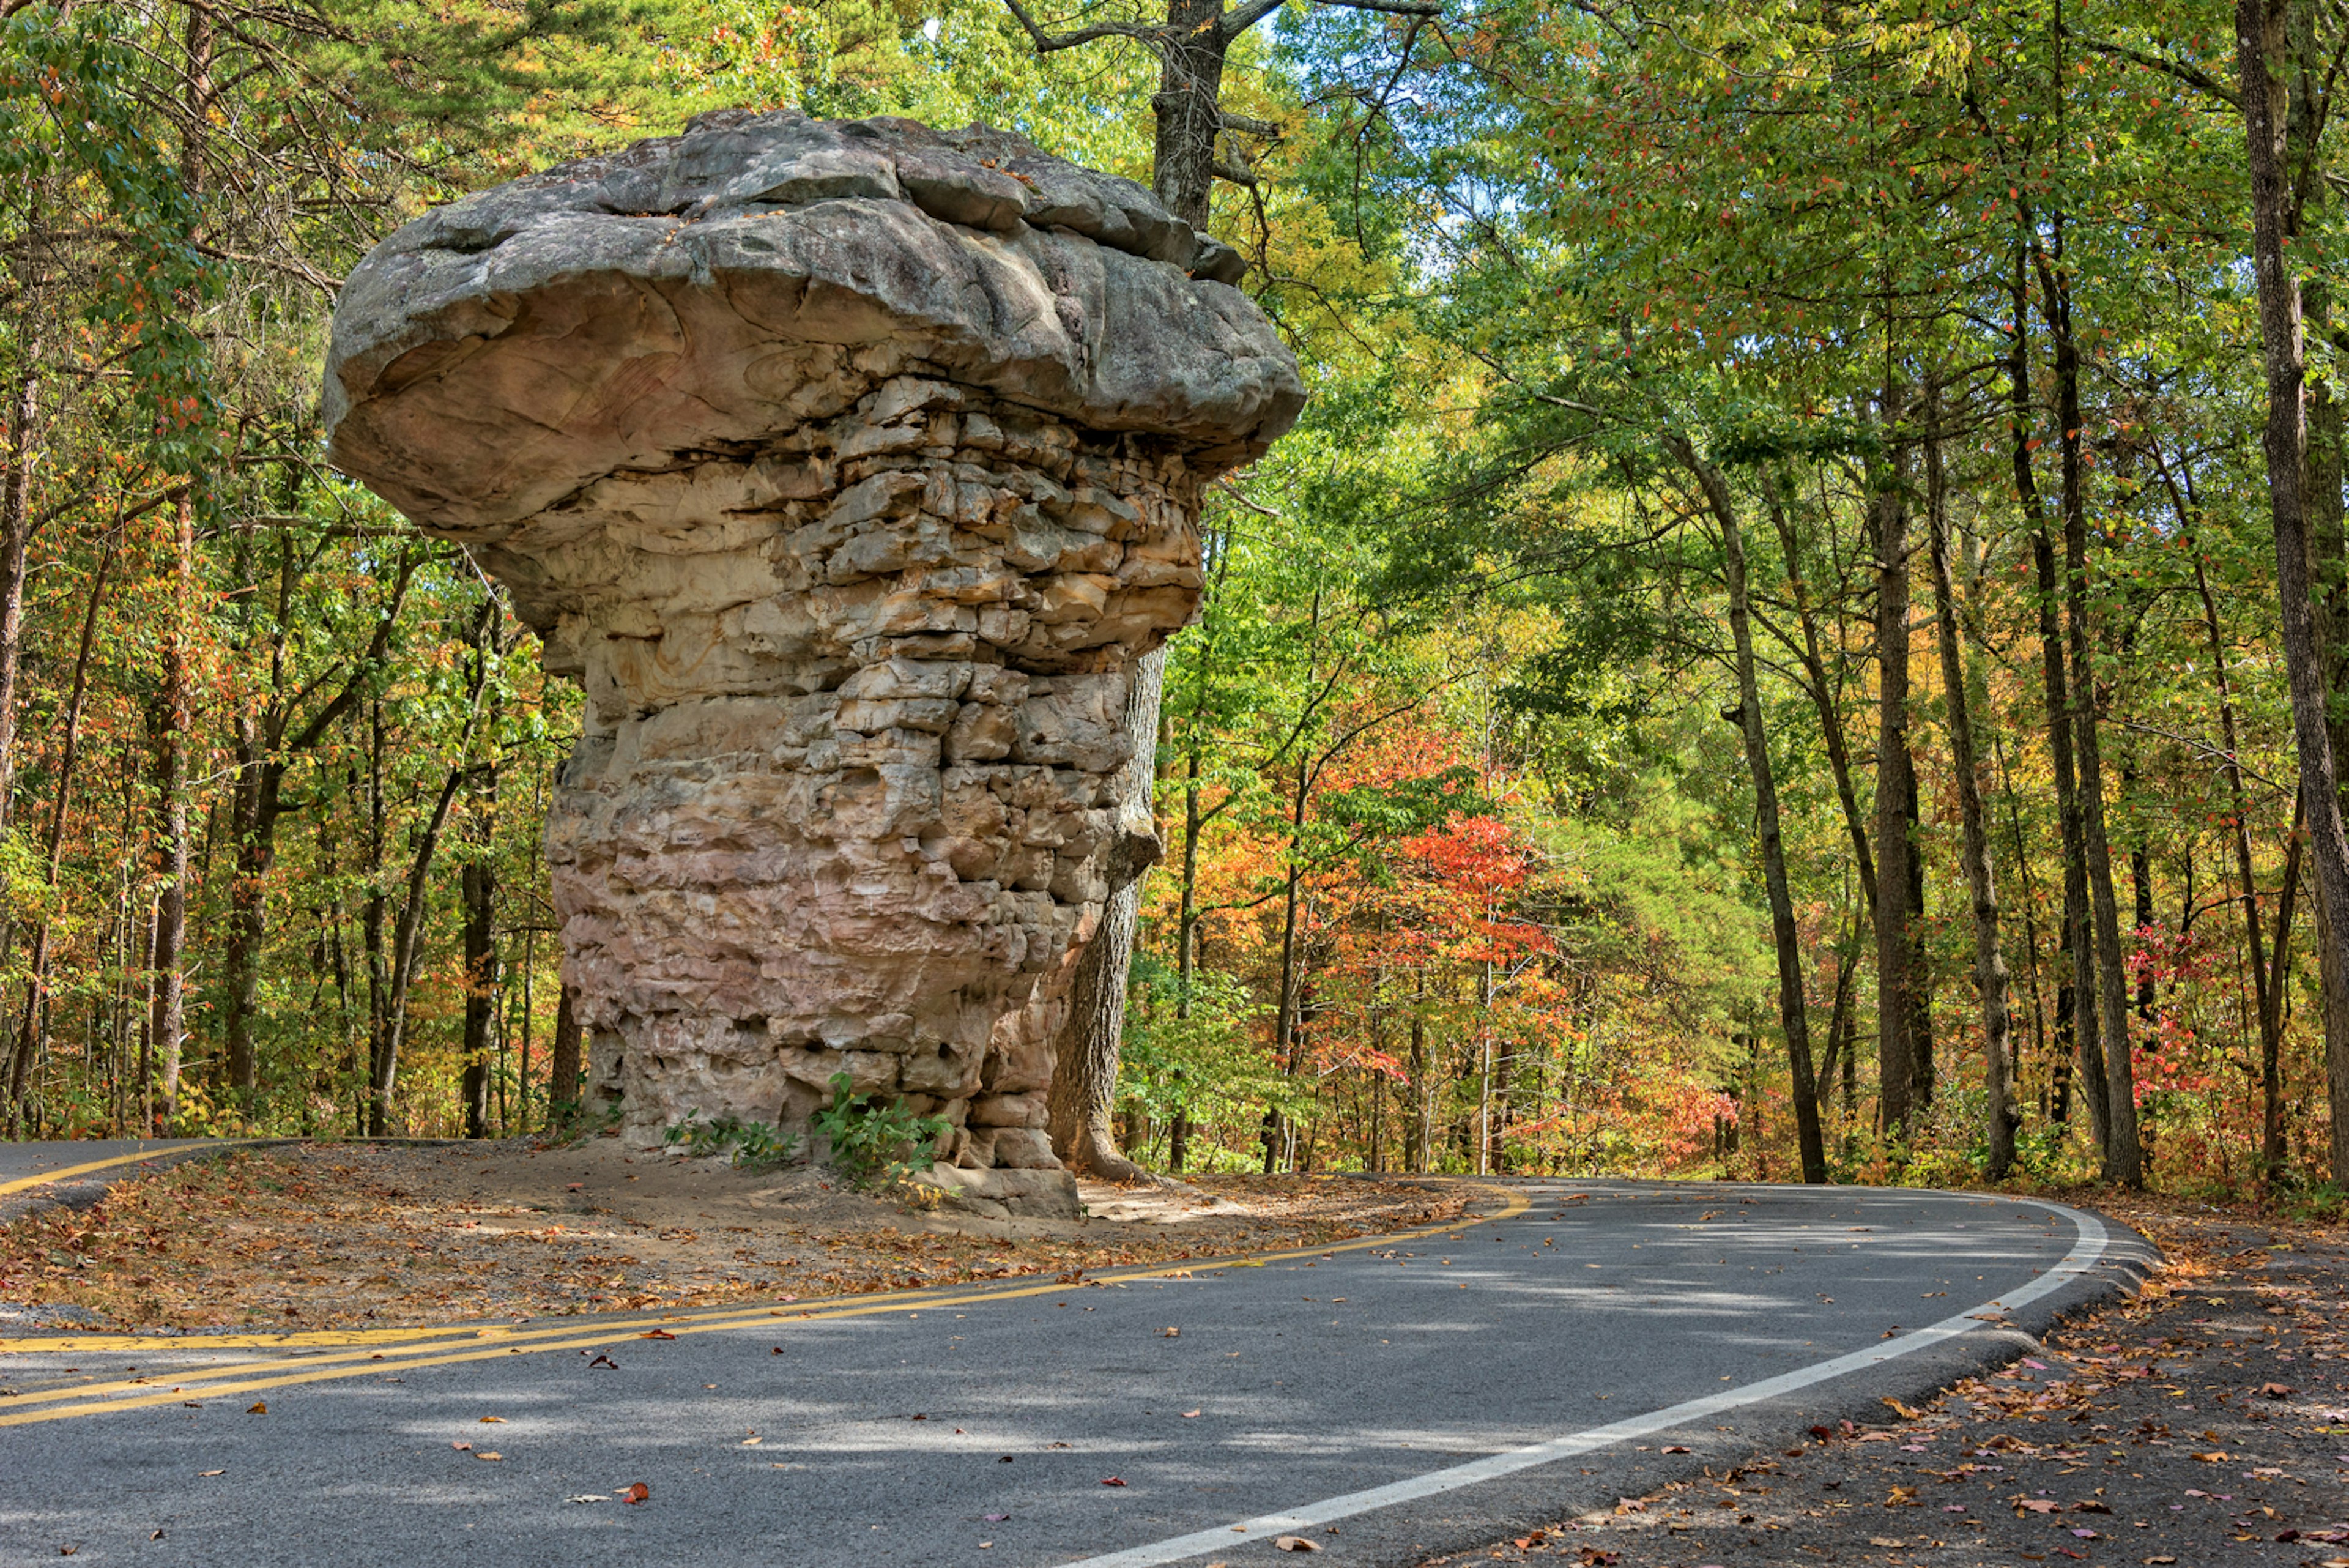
[1274,1538,1320,1553]
[451,1441,471,1452]
[476,1452,502,1462]
[479,1416,505,1424]
[1160,1327,1179,1338]
[1662,1445,1691,1454]
[1182,1410,1201,1418]
[739,1437,762,1446]
[985,1514,1009,1522]
[2072,1528,2100,1539]
[587,1354,618,1370]
[1100,1477,1127,1487]
[1574,1552,1618,1567]
[2016,1500,2059,1514]
[2191,1451,2231,1462]
[1870,1540,1907,1550]
[2074,1501,2112,1514]
[620,1482,650,1505]
[640,1330,677,1341]
[2262,1382,2296,1399]
[197,1471,223,1478]
[565,1496,607,1504]
[246,1403,265,1415]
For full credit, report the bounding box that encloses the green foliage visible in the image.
[1118,957,1307,1170]
[662,1112,801,1170]
[811,1071,949,1190]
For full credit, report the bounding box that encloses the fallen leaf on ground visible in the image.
[1100,1477,1127,1487]
[1870,1539,1907,1549]
[1661,1444,1691,1454]
[640,1329,676,1341]
[2262,1382,2296,1398]
[478,1416,505,1424]
[476,1452,502,1462]
[1181,1410,1201,1418]
[984,1514,1009,1522]
[1273,1538,1320,1554]
[246,1403,265,1415]
[620,1482,650,1505]
[197,1470,223,1478]
[451,1441,470,1451]
[565,1495,607,1504]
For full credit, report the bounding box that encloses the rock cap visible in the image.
[324,110,1305,535]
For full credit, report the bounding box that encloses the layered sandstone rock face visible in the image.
[323,110,1302,1164]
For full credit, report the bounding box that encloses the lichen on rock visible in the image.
[323,108,1302,1164]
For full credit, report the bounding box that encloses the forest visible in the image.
[0,0,2336,1199]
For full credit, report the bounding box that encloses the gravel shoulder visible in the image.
[1416,1191,2349,1568]
[0,1140,1474,1333]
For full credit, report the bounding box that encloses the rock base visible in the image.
[912,1165,1083,1221]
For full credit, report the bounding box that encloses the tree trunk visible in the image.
[2038,248,2142,1184]
[461,765,499,1139]
[149,492,197,1131]
[1765,475,1877,911]
[7,537,113,1127]
[1678,440,1825,1183]
[1874,413,1919,1139]
[363,706,390,1135]
[549,981,582,1126]
[1045,647,1165,1182]
[2240,0,2349,1184]
[1924,384,2017,1180]
[0,322,43,848]
[1152,0,1230,228]
[2008,256,2106,1155]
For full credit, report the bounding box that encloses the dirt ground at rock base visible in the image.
[0,1140,1477,1333]
[1414,1192,2349,1568]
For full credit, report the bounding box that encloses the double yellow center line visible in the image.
[1,1186,1527,1427]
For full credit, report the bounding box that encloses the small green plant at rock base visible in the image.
[811,1071,950,1191]
[662,1113,801,1171]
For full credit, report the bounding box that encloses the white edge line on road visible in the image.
[1061,1194,2112,1568]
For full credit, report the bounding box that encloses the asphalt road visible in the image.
[0,1173,2153,1567]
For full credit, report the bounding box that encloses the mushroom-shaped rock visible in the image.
[323,109,1303,1165]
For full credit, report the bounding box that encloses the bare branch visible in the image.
[1000,0,1163,53]
[2066,31,2239,107]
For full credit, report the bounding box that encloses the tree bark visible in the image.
[1045,647,1165,1182]
[2198,514,2286,1172]
[1924,384,2017,1180]
[2008,253,2106,1154]
[1677,440,1826,1182]
[2240,0,2349,1185]
[549,982,583,1126]
[1874,411,1919,1139]
[2035,246,2142,1184]
[0,321,42,849]
[461,764,499,1139]
[149,497,196,1132]
[1764,475,1877,913]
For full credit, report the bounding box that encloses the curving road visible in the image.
[0,1173,2152,1566]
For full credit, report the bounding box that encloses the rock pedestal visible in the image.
[323,110,1302,1163]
